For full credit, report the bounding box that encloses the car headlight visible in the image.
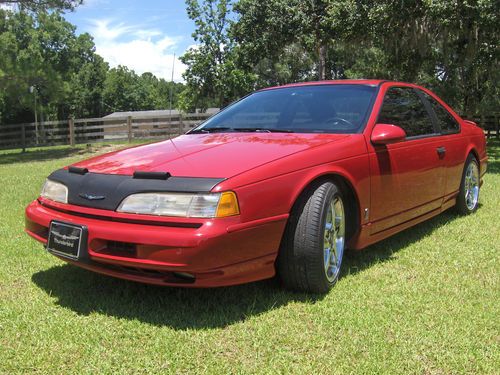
[116,191,240,218]
[40,179,68,204]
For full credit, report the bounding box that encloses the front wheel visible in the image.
[455,154,480,215]
[277,181,347,293]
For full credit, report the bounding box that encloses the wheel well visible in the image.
[469,148,479,161]
[291,174,360,241]
[467,149,480,173]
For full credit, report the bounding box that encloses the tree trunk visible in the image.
[318,43,327,80]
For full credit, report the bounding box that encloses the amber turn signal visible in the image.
[216,191,240,217]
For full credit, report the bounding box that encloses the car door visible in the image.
[368,85,447,234]
[418,89,465,203]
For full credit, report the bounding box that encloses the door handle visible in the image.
[436,146,446,156]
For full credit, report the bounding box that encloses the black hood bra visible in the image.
[46,168,225,211]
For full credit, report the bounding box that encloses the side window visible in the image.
[378,87,435,137]
[421,91,460,134]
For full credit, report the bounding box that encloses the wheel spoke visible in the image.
[331,238,337,262]
[323,193,345,283]
[324,248,331,272]
[330,250,337,267]
[464,161,480,210]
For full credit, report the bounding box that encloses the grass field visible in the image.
[0,141,498,374]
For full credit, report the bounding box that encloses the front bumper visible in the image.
[25,198,288,287]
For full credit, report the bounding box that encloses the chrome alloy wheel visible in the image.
[464,161,480,210]
[323,195,345,282]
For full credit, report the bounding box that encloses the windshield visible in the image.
[191,84,377,134]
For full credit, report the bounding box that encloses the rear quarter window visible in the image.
[421,91,460,134]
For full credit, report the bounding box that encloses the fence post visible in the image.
[496,114,499,139]
[69,117,75,147]
[21,123,26,153]
[127,116,132,143]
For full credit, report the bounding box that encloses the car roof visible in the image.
[259,80,410,91]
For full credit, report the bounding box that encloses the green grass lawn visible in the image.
[0,141,498,374]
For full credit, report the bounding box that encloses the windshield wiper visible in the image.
[232,127,294,133]
[189,127,233,134]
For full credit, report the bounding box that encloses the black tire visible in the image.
[277,180,347,293]
[455,154,480,215]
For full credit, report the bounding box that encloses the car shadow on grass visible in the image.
[343,209,462,275]
[31,209,464,330]
[0,147,83,165]
[0,143,126,165]
[31,266,324,330]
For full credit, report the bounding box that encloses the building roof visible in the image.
[104,108,219,119]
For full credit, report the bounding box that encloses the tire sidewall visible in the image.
[277,180,348,293]
[317,184,344,288]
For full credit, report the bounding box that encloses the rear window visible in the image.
[196,85,377,134]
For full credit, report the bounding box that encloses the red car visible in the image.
[25,80,487,293]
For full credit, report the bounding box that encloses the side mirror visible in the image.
[371,124,407,145]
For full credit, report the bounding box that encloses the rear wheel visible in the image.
[277,181,347,293]
[455,154,480,215]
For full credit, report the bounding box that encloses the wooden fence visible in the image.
[0,111,498,151]
[462,114,499,140]
[0,112,215,151]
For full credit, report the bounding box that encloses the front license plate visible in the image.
[47,221,84,260]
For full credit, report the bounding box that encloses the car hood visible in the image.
[71,133,350,178]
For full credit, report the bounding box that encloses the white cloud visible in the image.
[89,19,187,82]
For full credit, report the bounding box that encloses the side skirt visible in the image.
[347,200,456,251]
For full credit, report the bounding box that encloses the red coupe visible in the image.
[25,80,487,293]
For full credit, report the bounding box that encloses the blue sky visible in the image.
[63,0,196,81]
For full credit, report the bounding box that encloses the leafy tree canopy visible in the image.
[179,0,255,111]
[0,8,185,124]
[182,0,499,116]
[0,0,83,12]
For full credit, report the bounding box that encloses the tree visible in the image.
[139,72,185,111]
[232,0,358,81]
[0,9,106,123]
[101,67,186,114]
[357,0,499,115]
[231,0,498,116]
[68,52,108,118]
[0,0,82,12]
[0,7,184,124]
[251,43,316,87]
[102,66,145,113]
[180,0,256,110]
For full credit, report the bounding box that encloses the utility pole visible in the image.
[30,86,38,145]
[168,53,175,127]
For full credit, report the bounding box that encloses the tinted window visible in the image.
[378,87,435,137]
[194,85,377,134]
[421,91,460,134]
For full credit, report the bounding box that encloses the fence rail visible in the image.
[0,112,215,151]
[0,111,498,151]
[462,114,499,140]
